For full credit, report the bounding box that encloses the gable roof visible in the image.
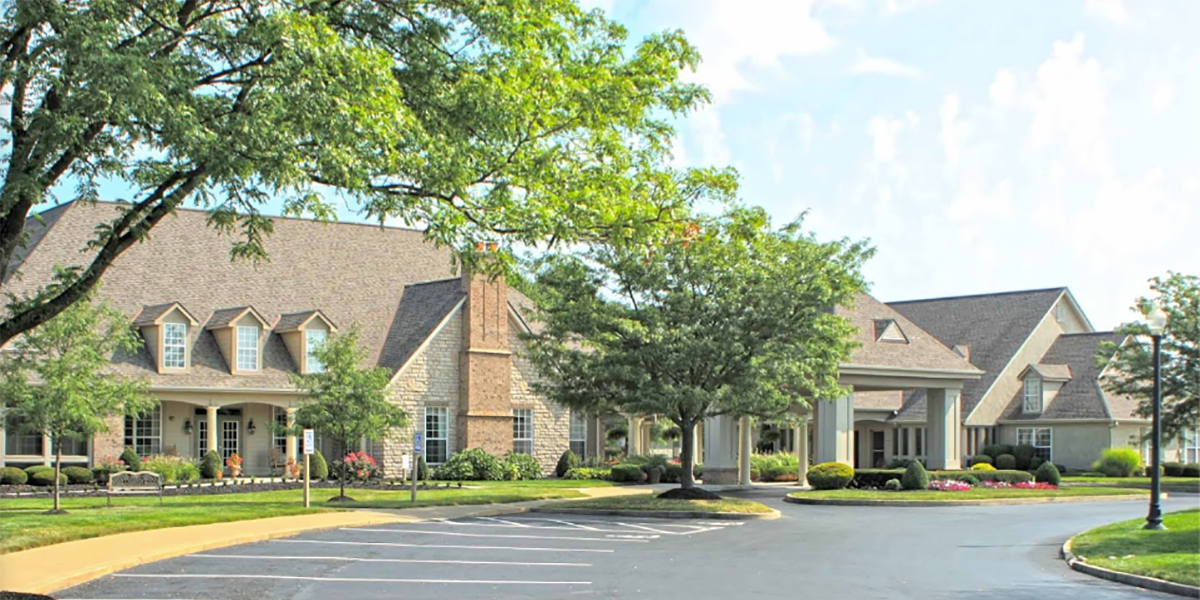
[837,293,981,375]
[377,278,466,375]
[888,287,1066,419]
[5,201,459,390]
[205,306,269,330]
[274,310,337,333]
[1020,363,1073,382]
[133,302,199,326]
[1001,332,1134,421]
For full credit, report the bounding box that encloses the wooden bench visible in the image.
[107,471,163,507]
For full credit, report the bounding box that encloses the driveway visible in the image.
[58,492,1199,599]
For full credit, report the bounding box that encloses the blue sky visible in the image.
[589,0,1199,329]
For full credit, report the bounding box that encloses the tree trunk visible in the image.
[679,420,697,490]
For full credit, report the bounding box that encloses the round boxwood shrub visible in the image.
[24,465,53,477]
[62,466,95,484]
[1012,444,1036,470]
[120,446,142,472]
[994,453,1017,470]
[901,460,929,490]
[502,452,543,480]
[1093,448,1142,478]
[1035,461,1061,486]
[555,450,580,478]
[884,478,903,491]
[309,450,329,480]
[199,450,222,479]
[971,463,997,471]
[0,466,28,485]
[807,462,854,490]
[28,469,67,487]
[969,454,993,467]
[433,448,504,481]
[1028,456,1045,470]
[955,473,979,486]
[610,463,647,483]
[982,444,1013,460]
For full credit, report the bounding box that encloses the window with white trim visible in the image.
[1017,427,1052,462]
[915,427,924,457]
[513,408,533,455]
[1184,429,1199,464]
[163,322,187,368]
[4,415,43,455]
[424,407,449,464]
[236,326,259,371]
[306,329,327,373]
[1022,377,1043,413]
[1054,302,1067,323]
[272,406,288,455]
[124,406,162,456]
[569,412,586,456]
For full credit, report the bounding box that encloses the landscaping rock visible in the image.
[657,487,722,500]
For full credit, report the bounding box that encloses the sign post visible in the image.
[303,429,314,508]
[411,432,424,503]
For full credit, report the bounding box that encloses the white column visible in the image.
[814,395,854,466]
[738,417,752,486]
[206,406,218,458]
[693,423,703,464]
[795,421,809,486]
[627,416,642,455]
[43,435,52,466]
[285,407,298,463]
[926,388,962,470]
[702,415,738,484]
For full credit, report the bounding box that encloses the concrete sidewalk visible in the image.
[0,485,657,595]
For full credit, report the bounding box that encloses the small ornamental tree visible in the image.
[0,288,154,513]
[525,207,870,490]
[291,326,405,501]
[901,461,929,491]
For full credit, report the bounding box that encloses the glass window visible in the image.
[1023,377,1043,413]
[198,418,208,456]
[1183,429,1199,464]
[4,415,44,455]
[513,408,533,455]
[892,427,899,456]
[273,407,288,455]
[306,329,327,373]
[163,322,187,368]
[236,326,259,371]
[1018,427,1053,462]
[220,420,239,460]
[424,407,449,464]
[124,406,161,456]
[902,427,910,456]
[915,427,924,456]
[569,412,586,456]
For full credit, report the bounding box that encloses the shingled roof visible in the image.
[1000,332,1136,421]
[5,201,464,390]
[837,293,982,374]
[888,288,1067,420]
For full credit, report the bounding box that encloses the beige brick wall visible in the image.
[510,324,569,475]
[383,313,462,476]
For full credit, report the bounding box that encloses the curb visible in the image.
[530,506,781,520]
[783,493,1152,507]
[0,512,410,595]
[1061,539,1200,598]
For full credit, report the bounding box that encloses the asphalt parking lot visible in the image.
[58,492,1198,600]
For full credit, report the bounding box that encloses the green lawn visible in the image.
[1071,508,1199,587]
[542,494,774,514]
[790,487,1147,501]
[1062,476,1200,493]
[0,481,605,554]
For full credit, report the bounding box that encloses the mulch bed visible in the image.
[0,480,464,499]
[657,487,723,501]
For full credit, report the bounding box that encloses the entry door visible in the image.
[219,418,240,460]
[871,431,886,468]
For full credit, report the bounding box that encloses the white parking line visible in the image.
[275,538,615,553]
[500,516,726,531]
[112,574,591,585]
[443,520,645,534]
[191,554,591,567]
[615,521,674,535]
[476,516,532,527]
[344,527,654,542]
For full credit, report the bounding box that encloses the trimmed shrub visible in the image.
[1,466,29,485]
[1012,444,1036,470]
[144,455,200,484]
[852,469,905,489]
[24,465,53,477]
[1093,447,1142,478]
[953,473,979,486]
[432,448,504,481]
[994,454,1017,470]
[884,478,903,491]
[121,447,142,472]
[982,444,1013,460]
[28,469,67,487]
[901,461,929,490]
[968,455,993,467]
[932,469,1033,484]
[416,454,430,481]
[200,450,223,479]
[610,464,647,483]
[971,463,997,471]
[563,467,611,480]
[1035,461,1061,485]
[62,466,95,484]
[751,453,800,482]
[309,450,329,480]
[1163,462,1200,478]
[1028,456,1045,470]
[555,450,580,478]
[808,462,854,490]
[502,452,543,481]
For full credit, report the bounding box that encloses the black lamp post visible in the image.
[1144,303,1168,531]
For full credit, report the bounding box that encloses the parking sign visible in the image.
[413,432,424,453]
[303,429,314,455]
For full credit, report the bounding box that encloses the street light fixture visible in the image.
[1144,302,1168,531]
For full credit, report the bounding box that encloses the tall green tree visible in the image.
[1101,272,1199,438]
[290,325,404,501]
[0,282,154,513]
[0,0,734,345]
[524,207,872,489]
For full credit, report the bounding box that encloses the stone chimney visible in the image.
[457,243,513,455]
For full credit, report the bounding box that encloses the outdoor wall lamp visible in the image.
[247,419,257,435]
[183,419,193,435]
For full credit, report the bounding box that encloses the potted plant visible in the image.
[225,453,243,479]
[646,466,663,484]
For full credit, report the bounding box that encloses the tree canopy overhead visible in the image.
[523,207,872,488]
[0,0,735,344]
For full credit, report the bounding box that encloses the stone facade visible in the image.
[510,325,570,474]
[384,311,462,476]
[93,414,126,461]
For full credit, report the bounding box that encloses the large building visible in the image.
[0,201,583,476]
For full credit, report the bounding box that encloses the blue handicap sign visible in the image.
[413,432,424,453]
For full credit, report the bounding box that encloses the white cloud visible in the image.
[1085,0,1131,25]
[689,107,731,167]
[1151,82,1174,113]
[1025,33,1110,173]
[989,69,1016,109]
[868,116,905,162]
[882,0,942,16]
[783,112,816,152]
[852,49,921,77]
[939,94,961,169]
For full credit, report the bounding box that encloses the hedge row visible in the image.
[852,468,1034,489]
[1163,462,1199,478]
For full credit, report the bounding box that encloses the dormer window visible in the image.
[163,323,187,369]
[874,319,909,343]
[1023,376,1043,413]
[236,326,260,371]
[306,329,327,373]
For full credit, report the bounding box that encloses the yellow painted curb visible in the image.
[0,511,410,595]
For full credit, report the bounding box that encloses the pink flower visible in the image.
[929,480,972,491]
